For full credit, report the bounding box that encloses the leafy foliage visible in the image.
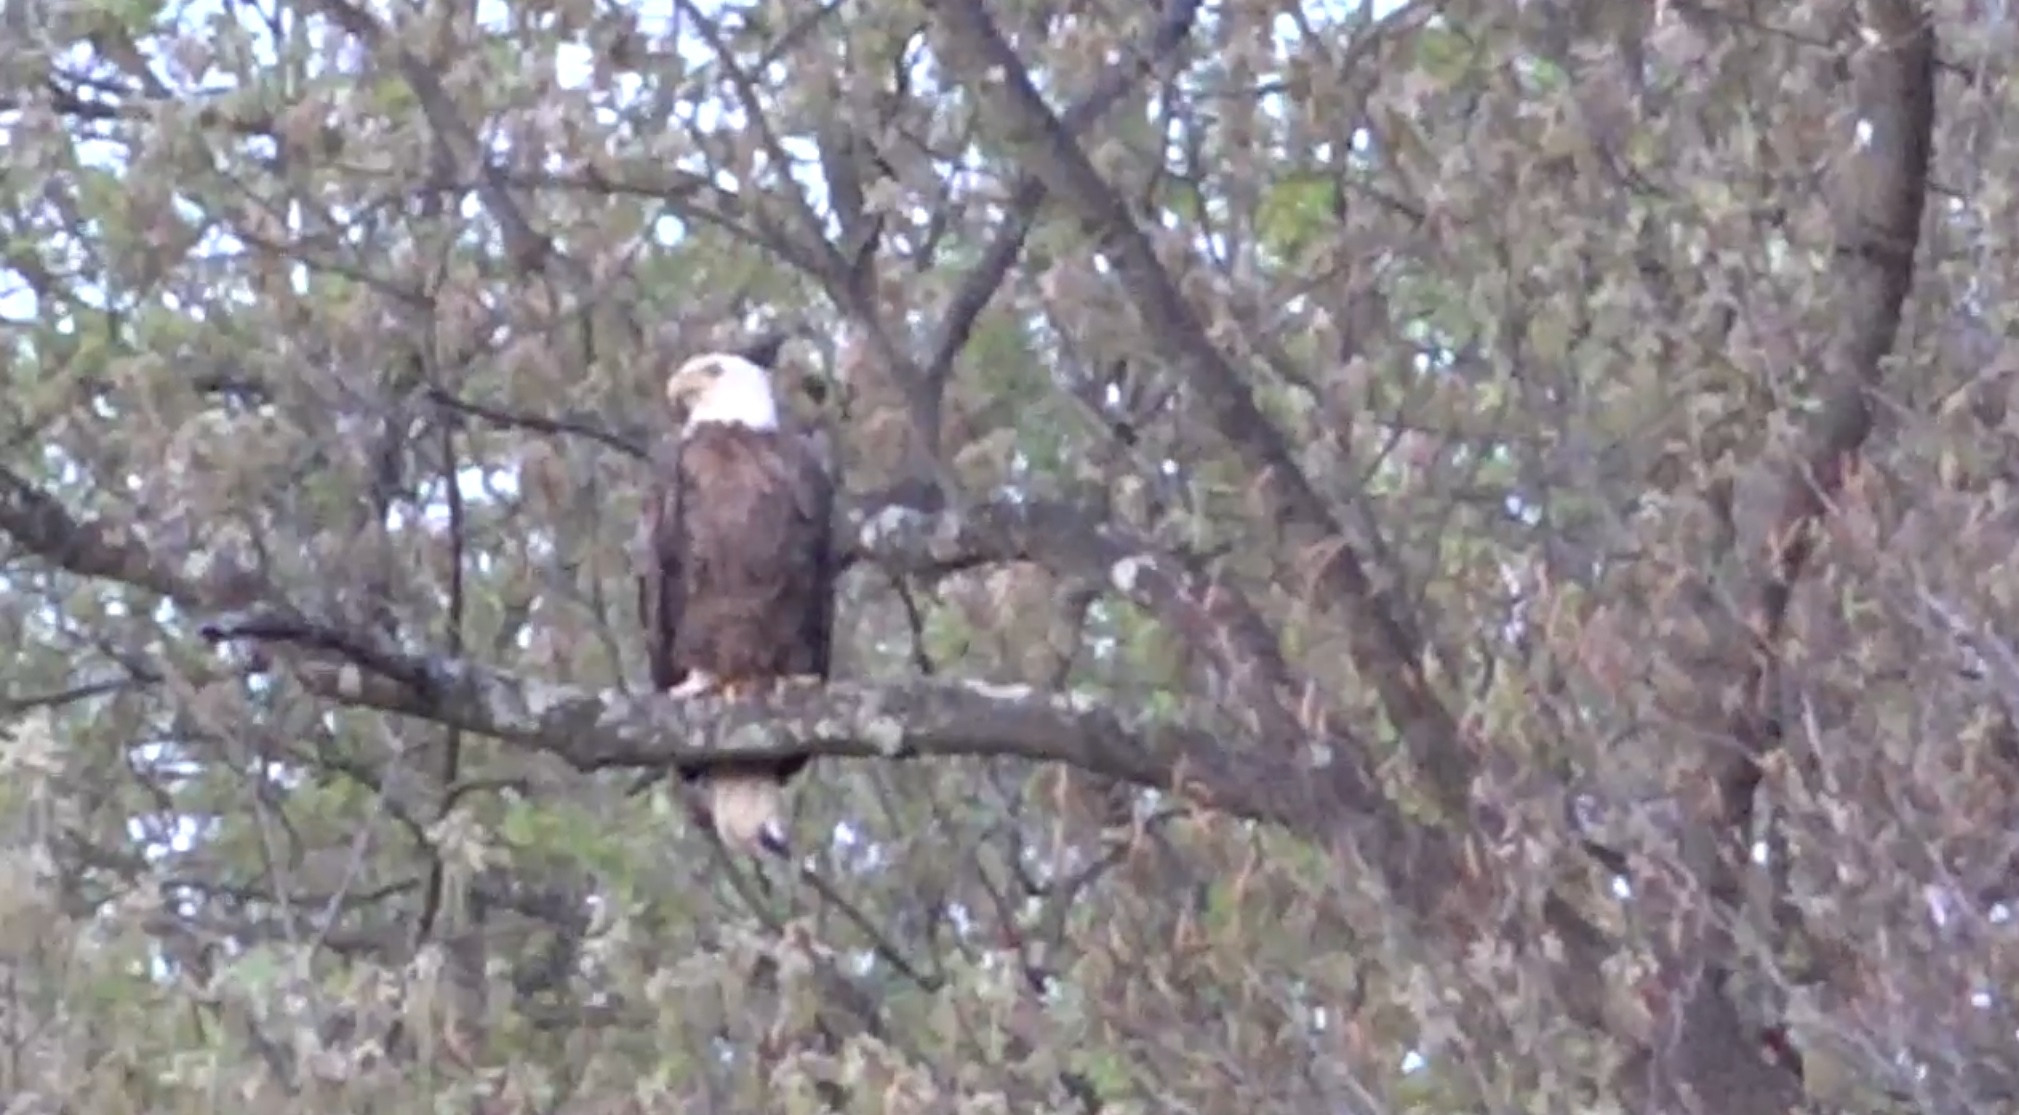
[0,0,2008,1112]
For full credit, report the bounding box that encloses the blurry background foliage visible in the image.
[1,0,2016,1112]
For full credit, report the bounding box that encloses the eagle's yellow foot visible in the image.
[716,678,758,703]
[779,674,825,691]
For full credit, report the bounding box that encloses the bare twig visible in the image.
[425,388,652,461]
[305,0,580,280]
[919,0,1205,393]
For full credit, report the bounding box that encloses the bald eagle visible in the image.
[640,345,840,854]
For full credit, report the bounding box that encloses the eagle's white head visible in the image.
[664,353,781,433]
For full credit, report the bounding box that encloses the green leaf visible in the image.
[1255,176,1334,262]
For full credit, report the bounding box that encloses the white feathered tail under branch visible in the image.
[704,771,788,854]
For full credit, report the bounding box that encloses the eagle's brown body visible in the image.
[638,354,840,852]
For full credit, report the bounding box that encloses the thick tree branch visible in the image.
[920,1,1783,1088]
[1735,0,1934,929]
[195,604,1610,1047]
[923,0,1468,817]
[197,610,1342,834]
[1712,0,1936,849]
[0,451,1299,837]
[1651,5,1935,1109]
[0,448,1623,1054]
[0,467,230,608]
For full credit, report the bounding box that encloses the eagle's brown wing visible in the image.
[780,419,841,682]
[638,437,689,692]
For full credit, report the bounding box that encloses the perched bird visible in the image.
[638,337,841,854]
